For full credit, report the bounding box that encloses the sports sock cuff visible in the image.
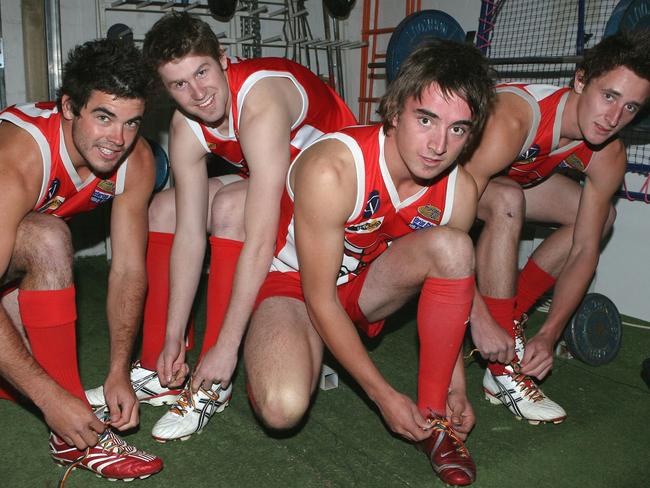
[148,231,174,245]
[209,236,244,252]
[421,275,475,305]
[18,287,77,328]
[520,258,556,289]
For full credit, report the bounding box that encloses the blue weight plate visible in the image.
[605,0,650,129]
[604,0,635,37]
[145,137,170,193]
[385,10,465,83]
[564,293,622,366]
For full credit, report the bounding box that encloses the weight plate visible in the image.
[145,137,170,193]
[385,10,465,84]
[564,293,622,366]
[604,0,635,37]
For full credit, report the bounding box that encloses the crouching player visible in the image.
[0,39,162,480]
[243,40,494,486]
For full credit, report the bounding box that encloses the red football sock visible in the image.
[199,237,243,360]
[417,276,474,416]
[483,296,517,376]
[141,232,174,371]
[514,258,557,319]
[18,286,88,404]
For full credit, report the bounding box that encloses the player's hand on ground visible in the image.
[191,341,238,393]
[41,388,105,450]
[520,330,554,379]
[445,389,475,441]
[157,338,188,388]
[469,306,515,364]
[376,389,431,442]
[103,371,139,431]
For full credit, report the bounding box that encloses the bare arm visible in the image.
[464,92,532,196]
[0,122,105,448]
[522,142,627,378]
[193,77,301,390]
[157,110,210,386]
[295,139,431,442]
[104,136,155,429]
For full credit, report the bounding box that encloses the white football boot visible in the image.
[151,380,232,442]
[85,361,181,408]
[483,316,566,424]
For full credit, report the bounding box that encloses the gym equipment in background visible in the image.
[563,293,622,366]
[385,10,465,83]
[145,137,170,193]
[208,0,239,21]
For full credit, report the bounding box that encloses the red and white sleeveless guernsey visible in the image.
[497,83,595,187]
[0,102,128,219]
[183,57,357,175]
[271,124,458,285]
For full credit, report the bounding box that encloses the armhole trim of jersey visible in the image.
[237,71,308,131]
[440,165,458,226]
[496,86,541,155]
[115,158,128,195]
[183,115,211,153]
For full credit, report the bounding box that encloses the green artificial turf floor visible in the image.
[0,256,648,487]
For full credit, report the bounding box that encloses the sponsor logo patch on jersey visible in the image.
[97,180,115,194]
[417,204,441,222]
[346,216,384,234]
[561,153,586,171]
[91,179,116,204]
[409,216,434,230]
[363,190,380,218]
[518,143,540,162]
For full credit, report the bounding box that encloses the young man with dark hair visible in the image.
[0,39,163,480]
[85,11,357,442]
[465,29,650,423]
[243,39,494,486]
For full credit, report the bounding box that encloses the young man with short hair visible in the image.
[0,39,163,480]
[465,29,650,423]
[244,40,494,486]
[86,11,357,442]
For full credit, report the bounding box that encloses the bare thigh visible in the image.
[523,173,583,225]
[148,175,244,233]
[244,297,323,397]
[359,226,474,322]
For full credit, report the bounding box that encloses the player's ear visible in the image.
[574,69,586,94]
[218,49,229,71]
[60,95,75,120]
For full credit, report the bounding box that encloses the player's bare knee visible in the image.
[210,186,245,239]
[425,228,474,278]
[148,191,176,233]
[479,183,525,227]
[255,385,309,430]
[14,215,73,284]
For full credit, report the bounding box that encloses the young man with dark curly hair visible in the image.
[0,38,163,480]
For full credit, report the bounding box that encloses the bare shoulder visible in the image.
[586,137,627,181]
[455,165,479,199]
[293,138,356,186]
[241,76,301,121]
[0,122,45,206]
